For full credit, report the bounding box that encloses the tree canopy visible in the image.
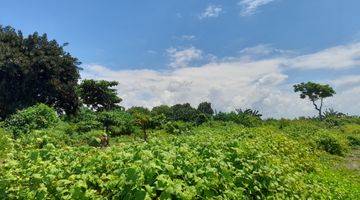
[78,79,122,111]
[294,82,336,119]
[197,102,214,116]
[0,26,80,118]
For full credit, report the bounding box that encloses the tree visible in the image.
[151,105,172,118]
[78,79,122,111]
[0,26,80,119]
[170,103,199,122]
[127,106,151,115]
[197,102,214,116]
[235,108,262,118]
[133,113,152,141]
[294,82,335,119]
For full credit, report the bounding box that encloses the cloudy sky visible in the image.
[1,0,360,118]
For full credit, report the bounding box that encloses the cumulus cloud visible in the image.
[81,42,360,118]
[81,58,315,118]
[288,43,360,69]
[199,5,223,19]
[167,47,203,68]
[239,0,277,16]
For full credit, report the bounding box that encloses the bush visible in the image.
[195,113,209,125]
[316,133,348,156]
[214,111,261,127]
[347,135,360,147]
[4,104,59,138]
[163,121,193,135]
[85,130,107,147]
[98,110,135,136]
[67,108,102,133]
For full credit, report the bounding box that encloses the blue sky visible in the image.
[1,0,360,117]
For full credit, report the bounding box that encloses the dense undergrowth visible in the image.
[0,104,360,199]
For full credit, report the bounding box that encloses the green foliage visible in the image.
[0,129,12,161]
[86,130,107,147]
[195,113,209,125]
[98,110,135,136]
[163,121,193,135]
[151,105,172,118]
[236,108,262,118]
[170,103,199,122]
[0,26,80,118]
[66,107,102,133]
[132,112,152,141]
[197,102,214,116]
[294,82,336,119]
[316,131,348,156]
[2,123,359,199]
[294,82,336,101]
[78,79,122,111]
[127,106,151,115]
[214,111,262,127]
[347,135,360,147]
[4,104,59,137]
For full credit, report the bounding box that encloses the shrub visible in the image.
[4,104,59,138]
[98,110,135,136]
[67,108,102,133]
[163,121,193,135]
[195,113,209,125]
[316,133,348,156]
[347,135,360,147]
[214,111,261,127]
[86,130,107,147]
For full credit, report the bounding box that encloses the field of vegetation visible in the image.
[1,104,360,199]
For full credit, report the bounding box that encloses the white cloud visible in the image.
[180,35,196,41]
[289,43,360,69]
[199,5,223,19]
[239,0,277,16]
[167,47,203,68]
[332,75,360,88]
[81,59,317,118]
[81,42,360,118]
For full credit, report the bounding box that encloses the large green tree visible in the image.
[170,103,199,122]
[0,26,81,119]
[294,82,336,119]
[78,79,122,111]
[197,102,214,116]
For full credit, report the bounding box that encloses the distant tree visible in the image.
[235,108,262,118]
[133,113,152,141]
[294,82,335,120]
[127,106,151,115]
[197,102,214,116]
[0,26,80,119]
[78,79,122,111]
[151,105,172,118]
[170,103,199,122]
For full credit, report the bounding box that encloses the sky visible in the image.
[1,0,360,118]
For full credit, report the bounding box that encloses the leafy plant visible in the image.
[98,110,135,136]
[163,121,193,135]
[4,104,59,138]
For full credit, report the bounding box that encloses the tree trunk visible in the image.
[319,98,324,120]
